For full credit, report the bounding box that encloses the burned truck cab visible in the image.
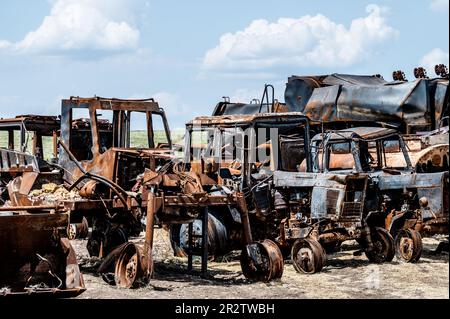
[184,112,311,188]
[314,128,448,259]
[0,115,60,176]
[0,115,59,159]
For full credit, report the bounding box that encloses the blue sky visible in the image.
[0,0,449,129]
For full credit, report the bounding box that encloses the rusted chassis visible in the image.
[108,191,283,288]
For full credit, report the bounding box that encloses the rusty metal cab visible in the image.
[0,115,60,160]
[59,97,172,188]
[0,115,61,199]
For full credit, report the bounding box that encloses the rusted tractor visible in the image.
[0,98,173,294]
[168,112,312,266]
[273,127,448,273]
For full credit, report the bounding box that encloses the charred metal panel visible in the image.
[377,171,446,190]
[377,171,447,216]
[213,102,263,116]
[273,171,346,188]
[310,187,343,219]
[300,85,340,121]
[284,74,387,113]
[284,76,325,112]
[433,81,448,122]
[286,73,449,133]
[306,80,429,125]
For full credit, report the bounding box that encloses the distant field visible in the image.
[0,130,185,160]
[129,130,184,148]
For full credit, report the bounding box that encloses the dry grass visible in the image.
[74,229,449,299]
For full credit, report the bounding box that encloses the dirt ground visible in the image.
[73,229,449,299]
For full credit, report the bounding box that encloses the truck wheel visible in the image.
[365,227,395,263]
[169,211,230,260]
[395,229,423,262]
[291,238,326,274]
[114,242,152,288]
[240,239,284,281]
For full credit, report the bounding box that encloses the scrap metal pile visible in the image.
[0,65,448,297]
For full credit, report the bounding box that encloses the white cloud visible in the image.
[1,0,146,56]
[202,4,397,72]
[420,48,449,75]
[0,40,11,50]
[430,0,449,12]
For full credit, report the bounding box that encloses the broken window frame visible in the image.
[314,132,413,173]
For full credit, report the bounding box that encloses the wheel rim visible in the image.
[114,243,152,288]
[125,254,138,282]
[399,237,414,260]
[395,229,423,263]
[115,245,139,288]
[173,212,229,260]
[291,238,325,274]
[240,240,283,281]
[365,227,395,263]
